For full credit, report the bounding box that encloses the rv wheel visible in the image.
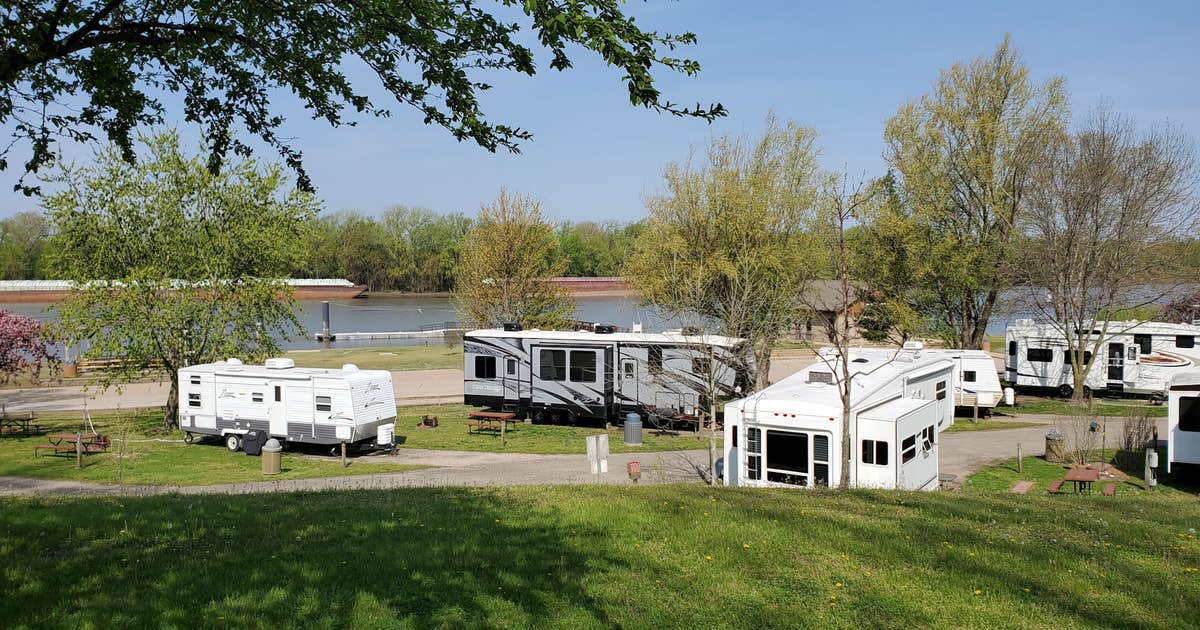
[184,432,194,445]
[1057,384,1074,399]
[225,434,241,452]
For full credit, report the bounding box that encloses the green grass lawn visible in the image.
[1005,397,1167,418]
[1,485,1197,627]
[0,412,425,486]
[393,403,717,454]
[962,447,1186,498]
[287,344,462,371]
[945,419,1044,433]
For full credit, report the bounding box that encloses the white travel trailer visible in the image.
[940,349,1003,411]
[1005,319,1200,399]
[723,344,955,490]
[1168,371,1200,473]
[178,358,397,451]
[463,325,751,425]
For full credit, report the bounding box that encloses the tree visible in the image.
[455,189,573,329]
[0,309,56,384]
[44,130,318,428]
[0,211,51,279]
[1,0,724,193]
[1016,107,1199,400]
[883,36,1068,348]
[625,114,822,390]
[805,172,878,488]
[381,206,472,292]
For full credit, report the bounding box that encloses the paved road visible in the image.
[0,353,818,414]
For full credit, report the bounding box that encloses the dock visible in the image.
[315,320,463,342]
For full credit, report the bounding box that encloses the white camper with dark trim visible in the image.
[463,326,751,426]
[723,344,955,490]
[178,358,396,451]
[1005,319,1200,399]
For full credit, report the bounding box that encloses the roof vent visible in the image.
[632,323,644,333]
[807,371,834,385]
[502,322,522,332]
[903,341,924,350]
[226,358,243,366]
[595,324,616,334]
[265,358,295,369]
[342,364,359,371]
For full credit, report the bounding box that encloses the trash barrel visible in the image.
[1045,429,1066,463]
[624,412,642,446]
[243,429,267,456]
[262,438,282,475]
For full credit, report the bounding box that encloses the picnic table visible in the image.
[35,433,110,458]
[466,411,518,434]
[0,411,42,437]
[1062,467,1101,494]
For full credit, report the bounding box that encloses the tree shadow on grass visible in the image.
[0,488,622,627]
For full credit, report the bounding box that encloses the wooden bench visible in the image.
[1010,481,1035,495]
[1047,479,1064,494]
[466,421,502,435]
[34,444,75,457]
[1102,482,1116,497]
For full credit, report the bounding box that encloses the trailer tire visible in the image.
[1057,384,1074,399]
[225,434,241,452]
[184,432,194,444]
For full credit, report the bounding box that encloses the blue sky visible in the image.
[2,0,1198,221]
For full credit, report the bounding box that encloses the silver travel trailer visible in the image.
[1005,319,1200,399]
[723,344,955,490]
[463,326,751,425]
[178,358,397,451]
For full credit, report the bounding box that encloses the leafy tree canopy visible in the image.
[1,0,725,193]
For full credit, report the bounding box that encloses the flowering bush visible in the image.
[0,310,57,384]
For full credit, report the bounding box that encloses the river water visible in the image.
[1,295,676,350]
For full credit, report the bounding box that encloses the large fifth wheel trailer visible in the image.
[463,325,752,426]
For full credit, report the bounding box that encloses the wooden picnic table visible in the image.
[1062,467,1101,494]
[36,433,110,457]
[466,411,517,444]
[0,411,42,437]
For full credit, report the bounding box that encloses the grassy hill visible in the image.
[2,485,1197,628]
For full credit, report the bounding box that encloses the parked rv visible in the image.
[1168,371,1200,473]
[723,344,955,490]
[178,358,397,451]
[832,347,1002,413]
[463,325,751,426]
[1005,319,1200,399]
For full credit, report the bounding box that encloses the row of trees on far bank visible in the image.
[0,205,645,293]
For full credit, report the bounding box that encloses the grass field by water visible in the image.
[287,344,462,371]
[1,484,1197,627]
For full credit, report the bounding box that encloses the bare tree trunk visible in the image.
[164,374,180,430]
[754,342,773,390]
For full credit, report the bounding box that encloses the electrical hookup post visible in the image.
[586,434,609,483]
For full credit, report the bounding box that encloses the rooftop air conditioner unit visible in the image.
[264,358,295,369]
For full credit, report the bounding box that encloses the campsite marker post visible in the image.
[1017,443,1022,473]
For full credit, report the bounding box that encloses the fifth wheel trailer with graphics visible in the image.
[178,358,396,451]
[463,325,751,426]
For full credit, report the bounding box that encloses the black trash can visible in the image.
[243,429,268,456]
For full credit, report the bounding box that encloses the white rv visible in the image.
[178,358,397,451]
[1168,371,1200,473]
[463,325,751,426]
[832,347,1002,412]
[1005,319,1200,399]
[723,344,955,490]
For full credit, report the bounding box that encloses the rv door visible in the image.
[620,358,638,406]
[269,383,287,436]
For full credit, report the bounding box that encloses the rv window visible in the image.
[731,426,738,448]
[935,381,947,401]
[1027,348,1053,363]
[623,362,635,379]
[862,439,888,466]
[922,425,936,447]
[274,386,281,402]
[569,351,597,383]
[539,349,567,381]
[252,392,263,404]
[766,430,809,486]
[187,393,201,408]
[315,395,332,412]
[901,435,917,463]
[1008,340,1017,356]
[963,371,976,382]
[1181,397,1200,432]
[475,356,497,380]
[648,346,663,374]
[190,375,201,385]
[812,434,830,486]
[506,359,517,376]
[691,357,711,377]
[1134,334,1153,355]
[746,428,761,480]
[1176,335,1195,349]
